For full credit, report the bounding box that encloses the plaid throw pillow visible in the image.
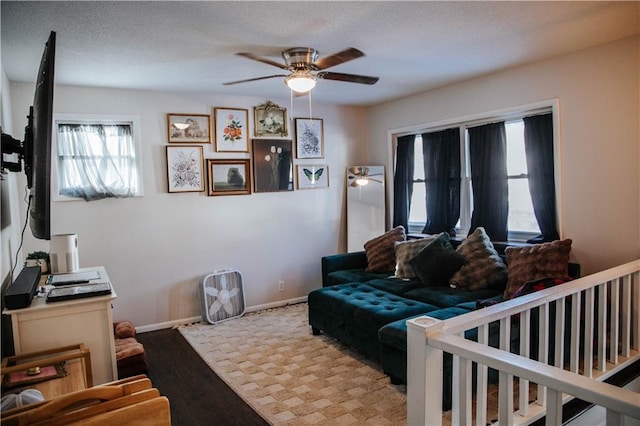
[364,226,406,273]
[449,227,507,291]
[509,276,574,300]
[503,239,572,299]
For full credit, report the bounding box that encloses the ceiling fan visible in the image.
[347,166,384,187]
[223,47,379,93]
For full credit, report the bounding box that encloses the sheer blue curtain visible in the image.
[392,135,415,230]
[421,128,461,236]
[57,124,138,201]
[524,113,559,242]
[468,122,508,241]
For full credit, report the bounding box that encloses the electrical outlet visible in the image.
[278,280,285,292]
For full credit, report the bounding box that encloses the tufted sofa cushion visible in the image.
[403,286,502,309]
[308,283,439,361]
[363,278,423,295]
[326,269,391,286]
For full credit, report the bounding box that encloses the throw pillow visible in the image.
[509,276,574,300]
[409,232,465,287]
[449,227,508,291]
[364,226,406,273]
[394,235,437,278]
[503,239,573,299]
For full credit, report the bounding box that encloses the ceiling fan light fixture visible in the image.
[355,177,369,186]
[285,72,317,93]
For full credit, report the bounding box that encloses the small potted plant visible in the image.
[26,251,49,274]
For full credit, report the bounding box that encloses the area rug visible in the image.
[178,303,407,425]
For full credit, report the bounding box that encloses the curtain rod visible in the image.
[396,106,552,138]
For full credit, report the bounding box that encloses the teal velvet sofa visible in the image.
[308,231,579,409]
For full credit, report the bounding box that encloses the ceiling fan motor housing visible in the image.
[283,47,319,70]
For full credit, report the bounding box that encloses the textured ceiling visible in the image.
[1,1,639,106]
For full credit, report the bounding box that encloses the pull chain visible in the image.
[290,89,294,124]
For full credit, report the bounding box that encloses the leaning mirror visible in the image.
[346,166,385,252]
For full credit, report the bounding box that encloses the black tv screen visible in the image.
[25,31,56,240]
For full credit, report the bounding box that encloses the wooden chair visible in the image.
[1,344,93,398]
[1,375,170,425]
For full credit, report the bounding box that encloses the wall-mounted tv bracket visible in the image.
[1,130,25,175]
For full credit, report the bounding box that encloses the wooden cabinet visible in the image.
[3,266,117,385]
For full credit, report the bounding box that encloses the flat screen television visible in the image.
[1,31,56,240]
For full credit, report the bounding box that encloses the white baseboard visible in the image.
[135,296,308,333]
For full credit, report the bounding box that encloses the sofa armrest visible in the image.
[321,251,368,287]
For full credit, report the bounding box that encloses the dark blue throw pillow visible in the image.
[409,233,465,287]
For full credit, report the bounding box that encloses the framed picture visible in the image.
[167,113,211,143]
[295,118,324,158]
[166,146,205,192]
[213,107,249,152]
[252,139,293,192]
[297,164,329,189]
[254,101,287,137]
[207,159,252,196]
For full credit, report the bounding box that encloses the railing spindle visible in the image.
[554,298,566,368]
[597,282,608,371]
[570,291,581,373]
[519,310,531,416]
[476,324,489,426]
[632,271,640,349]
[610,278,620,364]
[584,287,595,378]
[620,274,631,357]
[537,303,549,405]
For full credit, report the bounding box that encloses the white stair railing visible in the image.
[407,260,640,426]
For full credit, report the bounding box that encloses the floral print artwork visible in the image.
[214,108,249,152]
[222,114,243,142]
[167,146,204,192]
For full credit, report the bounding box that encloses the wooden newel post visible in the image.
[406,316,444,426]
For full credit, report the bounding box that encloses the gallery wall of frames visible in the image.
[165,100,328,196]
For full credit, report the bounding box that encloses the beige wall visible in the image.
[8,84,368,329]
[367,36,640,275]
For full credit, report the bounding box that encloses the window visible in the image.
[505,120,540,235]
[53,115,143,201]
[400,105,557,242]
[409,135,425,225]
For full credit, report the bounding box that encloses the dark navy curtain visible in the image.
[468,122,508,241]
[421,128,461,236]
[524,113,559,242]
[392,135,415,230]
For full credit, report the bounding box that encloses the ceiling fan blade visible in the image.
[312,48,364,70]
[222,74,287,85]
[348,166,367,176]
[236,52,289,70]
[318,71,379,85]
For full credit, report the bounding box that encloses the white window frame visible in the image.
[52,114,144,202]
[390,99,562,241]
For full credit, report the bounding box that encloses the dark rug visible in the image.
[137,327,268,426]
